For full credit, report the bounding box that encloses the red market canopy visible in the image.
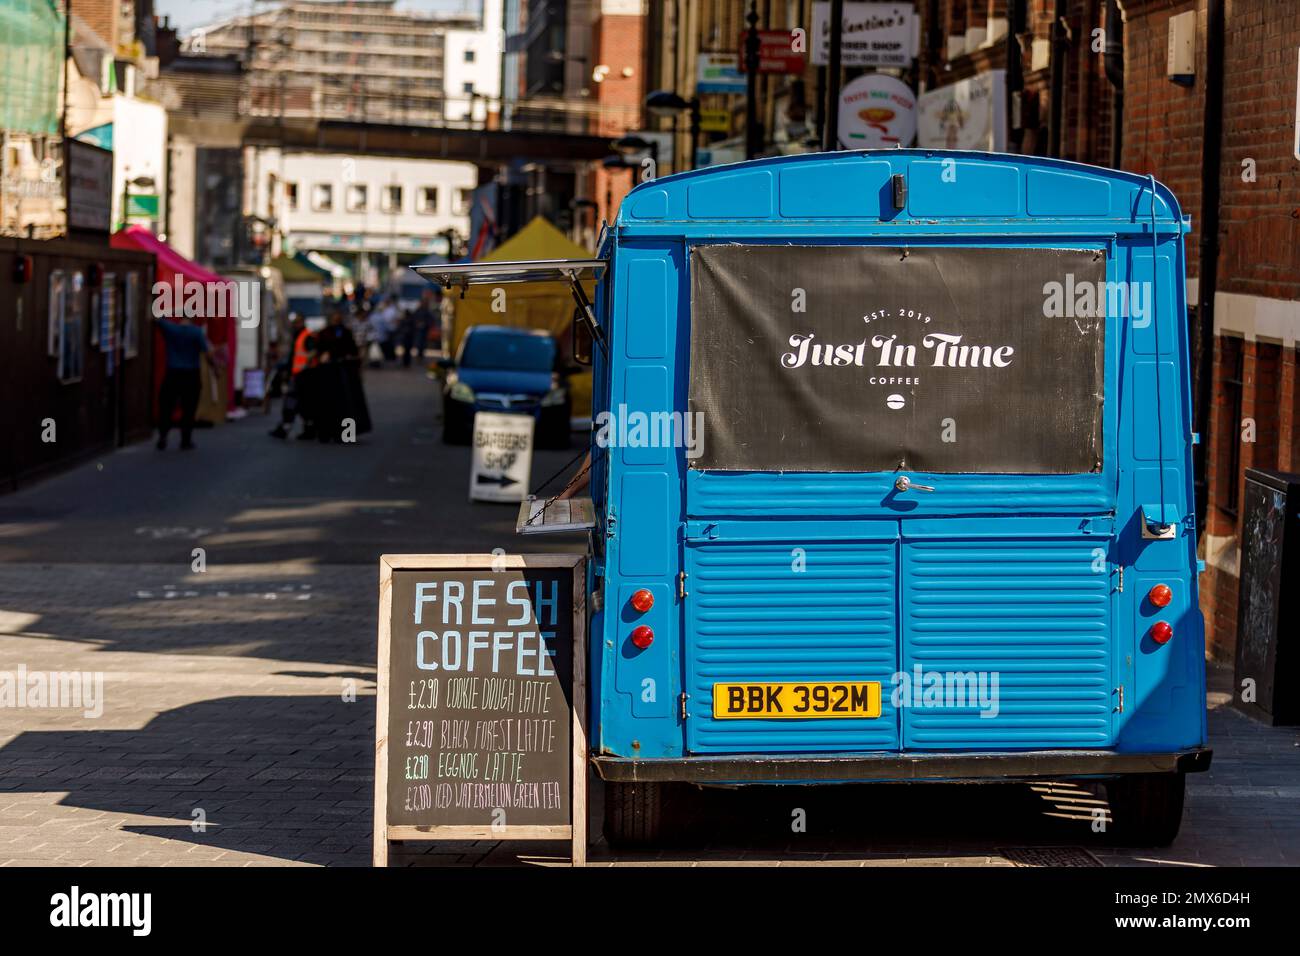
[112,225,231,286]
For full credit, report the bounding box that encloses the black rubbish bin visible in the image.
[1234,467,1300,725]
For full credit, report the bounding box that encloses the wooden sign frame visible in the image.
[373,553,587,867]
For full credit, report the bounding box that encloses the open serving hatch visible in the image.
[412,258,609,355]
[413,257,605,535]
[516,495,597,534]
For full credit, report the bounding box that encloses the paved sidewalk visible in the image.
[1,561,1297,867]
[0,563,376,866]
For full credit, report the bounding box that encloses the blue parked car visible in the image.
[419,149,1211,849]
[439,325,572,448]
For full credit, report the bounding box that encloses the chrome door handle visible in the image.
[894,476,935,493]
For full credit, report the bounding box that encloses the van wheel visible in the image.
[603,781,665,848]
[1105,773,1185,846]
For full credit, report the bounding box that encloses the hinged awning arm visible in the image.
[560,266,607,356]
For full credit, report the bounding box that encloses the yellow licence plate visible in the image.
[712,681,882,719]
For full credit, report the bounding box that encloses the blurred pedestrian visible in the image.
[372,297,400,363]
[154,311,216,451]
[406,290,437,367]
[269,314,317,440]
[314,311,372,442]
[398,307,416,367]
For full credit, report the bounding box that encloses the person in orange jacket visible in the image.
[269,314,318,439]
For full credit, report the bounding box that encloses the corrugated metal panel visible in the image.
[685,540,900,753]
[901,536,1113,749]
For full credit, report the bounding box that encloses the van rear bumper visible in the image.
[592,748,1213,784]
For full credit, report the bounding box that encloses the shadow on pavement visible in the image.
[0,563,378,668]
[0,695,374,866]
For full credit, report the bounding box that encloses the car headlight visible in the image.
[449,381,475,402]
[541,386,567,407]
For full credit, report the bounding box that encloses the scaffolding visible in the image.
[0,0,65,136]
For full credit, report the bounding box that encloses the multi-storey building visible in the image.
[243,148,478,285]
[444,0,505,124]
[192,0,488,127]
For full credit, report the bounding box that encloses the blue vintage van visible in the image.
[419,150,1211,848]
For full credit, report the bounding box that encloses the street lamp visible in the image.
[645,90,701,171]
[611,134,659,178]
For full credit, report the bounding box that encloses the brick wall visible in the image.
[1116,1,1205,232]
[1121,0,1300,660]
[1123,0,1300,293]
[1215,1,1300,303]
[590,10,646,226]
[74,0,120,51]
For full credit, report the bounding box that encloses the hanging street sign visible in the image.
[811,1,919,68]
[697,53,746,94]
[699,108,731,133]
[737,29,807,74]
[837,73,917,148]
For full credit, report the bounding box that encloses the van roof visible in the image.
[615,149,1186,236]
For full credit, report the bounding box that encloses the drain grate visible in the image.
[999,846,1103,867]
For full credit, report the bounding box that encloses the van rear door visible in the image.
[682,243,1117,753]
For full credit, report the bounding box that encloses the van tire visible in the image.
[1105,773,1185,846]
[603,781,665,847]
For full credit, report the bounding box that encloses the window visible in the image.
[462,81,475,95]
[1220,336,1244,517]
[460,330,556,372]
[382,184,403,213]
[1253,342,1282,470]
[123,272,140,358]
[312,183,333,211]
[417,186,439,214]
[347,184,369,212]
[47,270,65,358]
[463,48,475,62]
[58,271,85,383]
[455,187,473,216]
[285,182,298,211]
[95,273,118,350]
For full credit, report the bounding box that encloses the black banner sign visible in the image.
[688,245,1107,473]
[380,563,576,830]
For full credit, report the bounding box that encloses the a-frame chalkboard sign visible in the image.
[374,553,587,866]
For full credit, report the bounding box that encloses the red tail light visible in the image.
[1150,621,1173,644]
[631,625,654,649]
[1148,584,1173,608]
[630,589,654,612]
